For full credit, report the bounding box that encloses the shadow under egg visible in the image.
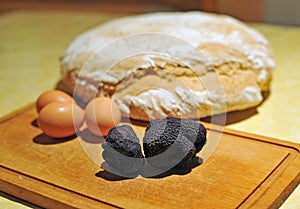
[77,128,106,144]
[32,133,76,145]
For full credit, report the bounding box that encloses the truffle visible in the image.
[180,118,207,153]
[143,117,207,170]
[102,117,207,176]
[102,125,144,175]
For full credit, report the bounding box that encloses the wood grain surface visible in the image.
[0,104,299,209]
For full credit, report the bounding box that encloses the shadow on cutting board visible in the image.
[202,91,270,125]
[32,133,76,145]
[96,157,203,181]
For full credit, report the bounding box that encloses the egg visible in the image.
[38,102,84,138]
[85,97,121,136]
[36,90,73,113]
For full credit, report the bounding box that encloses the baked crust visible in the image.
[61,11,274,120]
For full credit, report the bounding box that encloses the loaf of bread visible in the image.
[61,11,274,121]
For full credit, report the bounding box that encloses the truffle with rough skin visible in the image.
[143,117,207,170]
[180,119,207,152]
[102,125,144,175]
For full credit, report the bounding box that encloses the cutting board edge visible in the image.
[0,165,119,209]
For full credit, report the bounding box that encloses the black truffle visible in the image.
[102,125,144,176]
[143,117,207,170]
[179,118,207,153]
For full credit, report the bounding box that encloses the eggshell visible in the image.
[85,97,121,136]
[36,90,73,113]
[38,102,84,138]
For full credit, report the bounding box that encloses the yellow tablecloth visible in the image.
[0,10,299,208]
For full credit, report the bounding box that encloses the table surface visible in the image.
[0,10,299,209]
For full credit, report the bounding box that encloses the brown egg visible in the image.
[36,90,73,113]
[38,102,84,138]
[85,97,121,136]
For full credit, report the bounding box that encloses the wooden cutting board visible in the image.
[0,104,299,209]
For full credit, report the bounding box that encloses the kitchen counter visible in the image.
[0,10,299,208]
